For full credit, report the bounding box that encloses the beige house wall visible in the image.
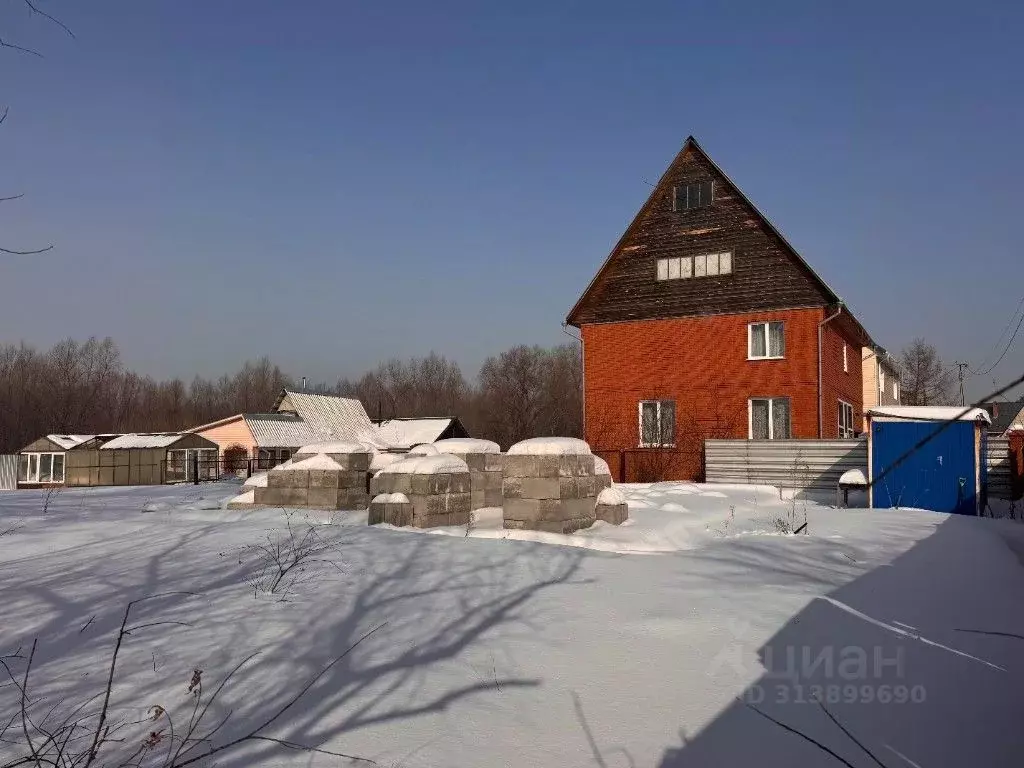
[195,417,257,457]
[862,349,901,428]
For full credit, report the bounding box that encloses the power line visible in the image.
[970,308,1024,378]
[969,293,1024,377]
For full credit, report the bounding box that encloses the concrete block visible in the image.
[306,487,339,509]
[462,453,487,472]
[538,456,561,478]
[427,474,452,495]
[410,474,432,495]
[503,518,526,530]
[484,471,503,491]
[308,469,340,489]
[255,487,308,506]
[268,469,308,489]
[470,490,486,510]
[503,455,538,478]
[595,475,612,493]
[596,502,628,525]
[337,490,369,510]
[558,476,578,498]
[503,497,541,522]
[339,470,368,490]
[561,497,597,523]
[328,452,371,472]
[450,473,471,494]
[485,453,504,473]
[448,509,471,526]
[484,489,504,507]
[522,477,560,500]
[502,476,523,499]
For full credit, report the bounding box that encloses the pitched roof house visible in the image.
[567,136,875,480]
[981,399,1024,436]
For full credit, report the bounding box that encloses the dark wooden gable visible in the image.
[566,137,840,326]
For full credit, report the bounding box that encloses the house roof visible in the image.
[374,418,459,450]
[867,406,992,424]
[244,413,325,448]
[565,136,874,345]
[187,413,247,433]
[984,399,1024,434]
[46,434,94,450]
[271,389,375,442]
[100,433,191,449]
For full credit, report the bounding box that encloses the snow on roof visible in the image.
[100,433,188,449]
[272,390,375,442]
[376,454,469,475]
[597,487,626,506]
[507,437,592,456]
[283,453,344,471]
[433,438,500,454]
[244,413,323,448]
[374,418,456,449]
[868,407,991,424]
[295,440,372,456]
[372,492,410,504]
[408,443,440,456]
[593,456,611,476]
[46,434,94,450]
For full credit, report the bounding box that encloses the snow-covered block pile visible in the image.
[254,444,372,510]
[595,486,628,525]
[502,437,599,534]
[433,437,503,510]
[368,492,413,527]
[369,454,472,528]
[594,455,613,493]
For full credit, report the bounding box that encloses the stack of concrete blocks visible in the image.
[594,455,613,494]
[502,437,600,534]
[254,442,372,510]
[595,486,629,525]
[369,454,472,528]
[434,438,504,511]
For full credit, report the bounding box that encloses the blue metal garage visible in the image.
[867,407,991,515]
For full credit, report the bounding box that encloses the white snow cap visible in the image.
[593,456,611,476]
[243,472,269,488]
[407,443,440,456]
[377,454,469,475]
[433,438,500,454]
[507,437,592,456]
[868,406,991,424]
[372,492,410,504]
[296,440,372,456]
[283,453,344,470]
[597,487,627,506]
[370,452,404,472]
[839,468,868,487]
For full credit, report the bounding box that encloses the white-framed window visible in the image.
[655,252,732,281]
[879,369,885,393]
[638,400,676,447]
[749,398,791,440]
[838,400,855,438]
[18,452,65,484]
[843,344,848,373]
[748,321,785,360]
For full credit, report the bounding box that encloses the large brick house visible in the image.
[566,137,874,481]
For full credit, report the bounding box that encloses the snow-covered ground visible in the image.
[1,481,1023,767]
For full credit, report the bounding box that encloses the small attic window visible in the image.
[673,181,713,211]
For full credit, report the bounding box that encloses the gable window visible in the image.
[749,398,791,440]
[843,344,848,373]
[656,253,732,281]
[639,400,676,447]
[673,181,714,211]
[838,400,855,438]
[17,452,65,484]
[748,321,785,360]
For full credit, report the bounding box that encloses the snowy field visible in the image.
[1,481,1023,767]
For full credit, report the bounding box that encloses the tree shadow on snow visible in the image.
[657,513,1024,767]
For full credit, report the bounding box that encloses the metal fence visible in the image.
[705,437,1018,499]
[0,455,16,491]
[705,439,868,491]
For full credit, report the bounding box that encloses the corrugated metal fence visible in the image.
[705,439,867,491]
[705,437,1017,499]
[0,455,17,491]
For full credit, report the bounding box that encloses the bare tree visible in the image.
[899,338,955,406]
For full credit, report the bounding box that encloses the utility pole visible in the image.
[954,361,970,406]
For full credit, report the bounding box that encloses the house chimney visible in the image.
[301,376,307,390]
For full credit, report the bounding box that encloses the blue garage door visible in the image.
[872,420,976,515]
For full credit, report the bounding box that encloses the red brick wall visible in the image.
[582,307,864,480]
[820,316,866,438]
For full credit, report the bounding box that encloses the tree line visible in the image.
[0,337,583,453]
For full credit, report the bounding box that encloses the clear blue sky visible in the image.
[2,0,1023,399]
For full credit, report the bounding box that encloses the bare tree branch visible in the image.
[22,0,75,39]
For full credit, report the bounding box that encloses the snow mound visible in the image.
[243,472,268,488]
[433,438,500,454]
[285,453,344,470]
[140,501,168,513]
[296,441,371,456]
[377,454,469,475]
[594,456,611,476]
[372,492,410,504]
[597,487,626,506]
[839,468,868,486]
[507,437,592,455]
[227,489,255,505]
[408,443,440,456]
[370,452,403,472]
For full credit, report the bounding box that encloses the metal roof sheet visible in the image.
[272,390,375,442]
[375,418,455,449]
[244,413,325,448]
[46,434,94,450]
[100,433,188,449]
